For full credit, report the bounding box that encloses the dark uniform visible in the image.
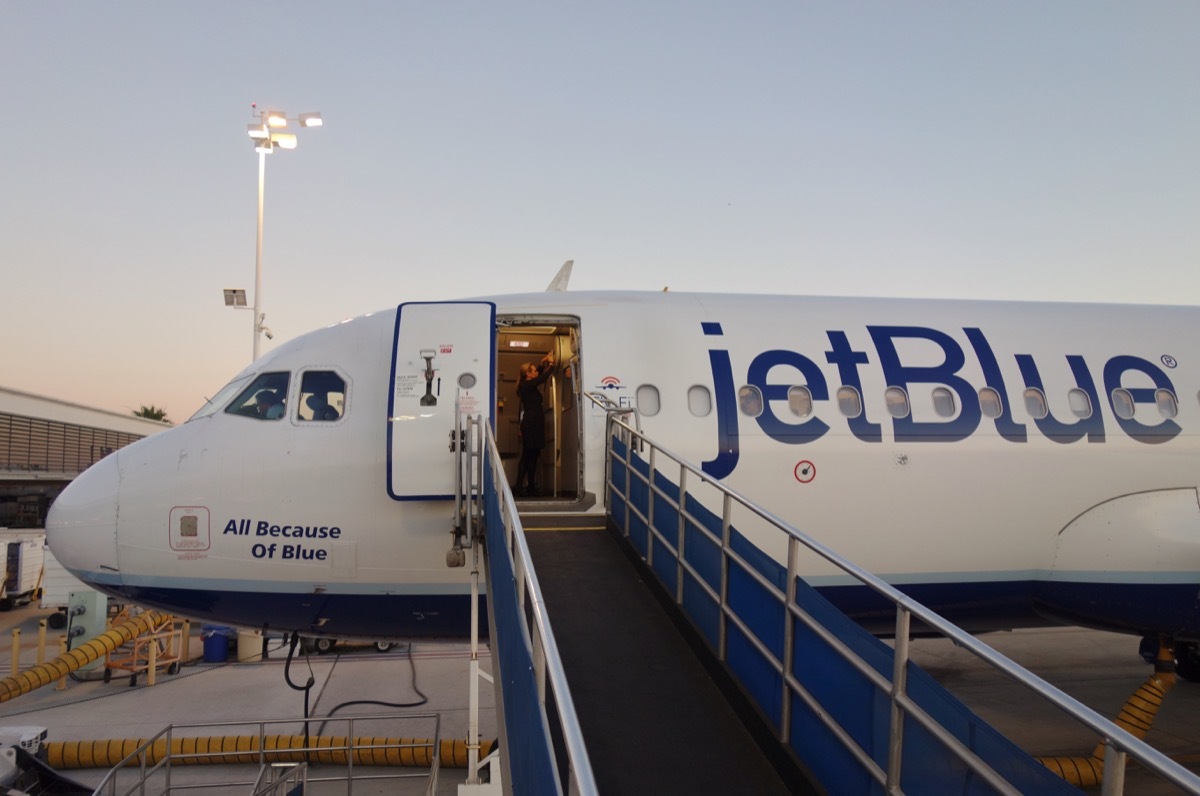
[515,362,554,495]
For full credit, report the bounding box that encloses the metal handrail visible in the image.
[604,414,1200,795]
[88,712,443,796]
[476,419,599,796]
[584,390,641,439]
[251,762,307,796]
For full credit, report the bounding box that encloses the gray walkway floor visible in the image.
[526,527,809,795]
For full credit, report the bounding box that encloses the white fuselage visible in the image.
[46,291,1200,639]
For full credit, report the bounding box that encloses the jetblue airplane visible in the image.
[45,284,1200,676]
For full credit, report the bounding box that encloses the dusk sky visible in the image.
[3,3,1197,421]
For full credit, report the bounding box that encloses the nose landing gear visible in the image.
[1142,635,1200,682]
[1172,639,1200,682]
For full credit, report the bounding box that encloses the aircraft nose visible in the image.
[46,454,121,587]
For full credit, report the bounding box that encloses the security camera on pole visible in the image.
[224,105,323,361]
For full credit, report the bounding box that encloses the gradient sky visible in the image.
[3,3,1197,421]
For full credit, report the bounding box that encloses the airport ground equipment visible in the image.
[103,610,181,685]
[39,547,91,628]
[0,531,44,610]
[304,637,397,654]
[64,589,109,672]
[0,726,47,757]
[0,610,163,703]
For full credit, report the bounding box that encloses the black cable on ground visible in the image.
[282,633,317,750]
[314,643,428,737]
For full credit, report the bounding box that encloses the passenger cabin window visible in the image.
[299,371,347,421]
[978,387,1003,419]
[787,386,813,418]
[687,386,712,417]
[931,387,956,418]
[1111,388,1135,420]
[1155,389,1178,419]
[1023,388,1049,420]
[226,372,290,421]
[636,385,661,417]
[884,387,910,419]
[1068,388,1092,419]
[738,385,763,417]
[837,386,862,418]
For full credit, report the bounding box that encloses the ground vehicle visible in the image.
[307,638,398,654]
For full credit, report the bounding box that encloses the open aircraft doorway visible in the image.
[496,317,586,506]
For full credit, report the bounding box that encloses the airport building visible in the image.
[0,386,169,528]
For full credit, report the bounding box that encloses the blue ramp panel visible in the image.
[481,464,561,796]
[610,438,1080,795]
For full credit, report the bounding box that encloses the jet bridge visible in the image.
[460,408,1200,795]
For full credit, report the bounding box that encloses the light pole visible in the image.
[230,106,323,361]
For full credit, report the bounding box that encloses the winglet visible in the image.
[545,260,574,292]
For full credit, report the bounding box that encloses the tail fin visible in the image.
[545,260,574,292]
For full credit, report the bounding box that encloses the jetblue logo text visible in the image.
[700,322,1181,479]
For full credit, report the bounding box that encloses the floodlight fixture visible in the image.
[241,105,323,361]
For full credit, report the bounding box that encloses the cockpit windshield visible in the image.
[187,374,254,422]
[225,372,291,420]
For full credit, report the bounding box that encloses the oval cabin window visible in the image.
[636,385,661,417]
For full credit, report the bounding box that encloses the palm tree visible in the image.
[133,405,170,423]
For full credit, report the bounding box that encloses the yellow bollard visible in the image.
[56,638,67,691]
[10,629,19,676]
[37,620,46,666]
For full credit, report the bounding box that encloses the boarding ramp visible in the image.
[461,406,1200,794]
[458,413,597,796]
[592,409,1200,795]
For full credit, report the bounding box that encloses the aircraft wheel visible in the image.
[1175,642,1200,682]
[374,642,395,653]
[313,637,336,654]
[47,612,67,630]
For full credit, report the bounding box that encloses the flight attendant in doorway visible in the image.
[515,351,555,497]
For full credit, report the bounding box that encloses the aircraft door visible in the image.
[388,302,496,500]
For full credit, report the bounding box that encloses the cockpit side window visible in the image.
[298,371,346,421]
[225,372,291,421]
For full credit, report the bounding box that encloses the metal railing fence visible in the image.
[471,414,599,796]
[602,412,1200,795]
[89,712,444,796]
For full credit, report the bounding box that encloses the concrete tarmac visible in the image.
[909,626,1200,794]
[0,602,1197,794]
[0,602,496,795]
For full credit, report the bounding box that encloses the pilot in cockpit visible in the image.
[255,391,285,419]
[305,393,340,421]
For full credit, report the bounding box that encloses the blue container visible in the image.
[201,625,233,663]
